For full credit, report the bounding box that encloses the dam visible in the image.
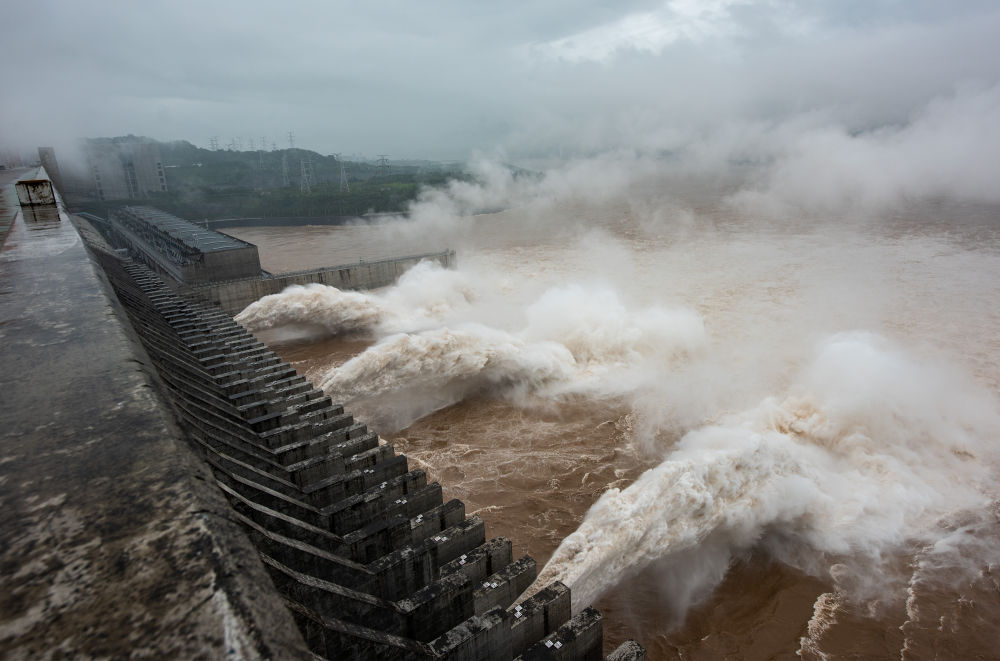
[0,167,644,659]
[78,205,455,315]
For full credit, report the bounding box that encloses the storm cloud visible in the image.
[2,0,999,165]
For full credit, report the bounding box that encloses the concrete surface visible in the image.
[0,198,311,658]
[0,168,32,246]
[187,250,455,315]
[0,166,643,659]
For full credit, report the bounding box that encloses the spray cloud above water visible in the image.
[240,224,1000,624]
[234,38,1000,628]
[237,262,709,431]
[533,332,1000,614]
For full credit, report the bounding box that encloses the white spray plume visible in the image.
[533,332,999,615]
[359,83,1000,253]
[238,258,709,432]
[522,284,705,366]
[228,96,1000,630]
[235,283,382,334]
[236,261,480,337]
[321,325,575,400]
[723,84,1000,216]
[323,281,705,430]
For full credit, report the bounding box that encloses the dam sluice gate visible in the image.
[69,207,645,659]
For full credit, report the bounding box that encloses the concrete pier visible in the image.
[187,249,456,314]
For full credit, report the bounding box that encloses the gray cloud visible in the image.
[2,1,999,163]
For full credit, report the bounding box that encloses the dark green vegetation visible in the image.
[76,138,470,220]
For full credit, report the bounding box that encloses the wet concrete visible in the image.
[0,199,311,658]
[0,168,31,246]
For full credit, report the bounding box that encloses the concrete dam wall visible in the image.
[188,250,456,315]
[2,168,643,658]
[0,187,309,659]
[78,207,454,316]
[73,222,642,658]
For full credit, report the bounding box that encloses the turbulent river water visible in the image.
[223,186,1000,660]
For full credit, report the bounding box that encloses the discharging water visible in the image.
[224,182,1000,660]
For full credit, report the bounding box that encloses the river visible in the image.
[223,183,1000,660]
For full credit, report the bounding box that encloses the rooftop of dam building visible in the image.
[0,166,645,659]
[99,205,264,285]
[86,201,456,313]
[120,205,254,253]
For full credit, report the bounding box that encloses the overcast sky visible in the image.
[3,1,1000,161]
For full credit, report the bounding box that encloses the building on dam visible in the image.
[84,137,168,201]
[0,166,645,659]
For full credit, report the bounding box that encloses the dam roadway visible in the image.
[0,170,644,659]
[0,169,308,658]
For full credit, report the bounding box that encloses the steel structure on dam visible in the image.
[102,205,265,284]
[0,170,644,659]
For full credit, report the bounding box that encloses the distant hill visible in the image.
[71,137,470,221]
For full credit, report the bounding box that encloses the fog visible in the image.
[236,149,1000,641]
[3,1,1000,164]
[10,1,1000,655]
[232,58,1000,634]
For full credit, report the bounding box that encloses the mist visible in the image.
[233,70,1000,635]
[13,0,1000,654]
[4,1,1000,163]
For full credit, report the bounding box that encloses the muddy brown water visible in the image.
[225,194,1000,660]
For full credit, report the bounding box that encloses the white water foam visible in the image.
[239,260,708,430]
[236,283,382,334]
[235,224,1000,633]
[235,261,481,336]
[531,332,999,616]
[317,324,578,429]
[797,591,841,660]
[898,509,1000,659]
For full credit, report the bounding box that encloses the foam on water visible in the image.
[239,260,709,430]
[798,592,840,660]
[228,153,1000,657]
[235,261,480,335]
[236,283,382,334]
[532,332,999,615]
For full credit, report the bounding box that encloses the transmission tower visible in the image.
[300,158,314,194]
[281,153,290,187]
[335,154,350,193]
[256,144,265,190]
[375,154,390,178]
[287,131,295,149]
[209,136,219,151]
